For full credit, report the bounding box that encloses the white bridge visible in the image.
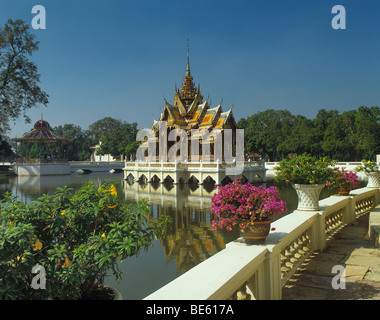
[69,161,124,174]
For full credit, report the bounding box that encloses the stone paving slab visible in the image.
[365,267,380,281]
[282,213,380,300]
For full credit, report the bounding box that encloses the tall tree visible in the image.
[312,109,340,156]
[86,117,122,146]
[279,115,315,156]
[0,19,49,134]
[97,121,138,159]
[321,110,353,160]
[352,106,380,161]
[53,124,91,161]
[238,109,296,161]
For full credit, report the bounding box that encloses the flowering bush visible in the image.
[326,168,360,189]
[0,182,170,300]
[211,179,287,231]
[356,160,379,173]
[274,153,336,185]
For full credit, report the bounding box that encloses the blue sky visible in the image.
[1,0,379,138]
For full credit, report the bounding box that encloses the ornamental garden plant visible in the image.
[356,160,380,188]
[211,179,287,231]
[274,153,336,186]
[274,153,336,211]
[326,167,360,191]
[0,182,170,300]
[356,160,379,173]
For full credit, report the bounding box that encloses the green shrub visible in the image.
[274,153,336,185]
[0,182,170,300]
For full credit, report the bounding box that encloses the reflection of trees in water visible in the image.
[0,176,14,199]
[149,201,240,276]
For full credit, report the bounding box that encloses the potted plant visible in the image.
[274,153,335,211]
[211,179,287,244]
[356,160,380,188]
[326,167,360,195]
[0,182,170,300]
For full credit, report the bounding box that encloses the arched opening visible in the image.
[188,175,199,185]
[126,173,134,185]
[151,174,161,183]
[203,175,216,185]
[138,174,148,184]
[163,175,174,184]
[221,176,233,186]
[238,175,249,184]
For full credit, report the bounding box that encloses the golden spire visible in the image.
[186,39,190,76]
[180,39,196,107]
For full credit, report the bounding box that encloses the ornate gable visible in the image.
[162,99,187,127]
[214,109,236,130]
[199,105,221,128]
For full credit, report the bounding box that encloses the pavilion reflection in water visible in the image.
[123,180,240,275]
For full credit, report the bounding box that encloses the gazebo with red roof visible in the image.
[11,116,73,176]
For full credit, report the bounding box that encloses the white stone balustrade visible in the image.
[144,187,379,300]
[124,160,267,185]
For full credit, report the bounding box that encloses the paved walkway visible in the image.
[282,212,380,300]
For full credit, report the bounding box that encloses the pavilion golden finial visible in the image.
[180,39,196,106]
[186,39,190,76]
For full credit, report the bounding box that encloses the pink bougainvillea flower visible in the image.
[211,178,287,232]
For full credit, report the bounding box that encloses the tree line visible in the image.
[237,106,380,162]
[6,105,378,162]
[14,117,139,161]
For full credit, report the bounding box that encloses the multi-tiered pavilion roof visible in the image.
[11,117,72,144]
[152,44,237,134]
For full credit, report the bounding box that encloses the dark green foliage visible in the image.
[88,118,139,159]
[0,182,171,300]
[274,153,336,185]
[0,136,13,160]
[238,106,380,161]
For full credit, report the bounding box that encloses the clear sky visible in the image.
[1,0,379,138]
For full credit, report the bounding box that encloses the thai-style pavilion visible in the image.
[124,44,267,185]
[149,43,237,162]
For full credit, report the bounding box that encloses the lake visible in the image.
[0,171,338,299]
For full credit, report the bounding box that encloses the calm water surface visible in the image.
[0,172,338,299]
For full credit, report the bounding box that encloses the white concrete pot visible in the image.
[292,184,325,211]
[366,172,380,188]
